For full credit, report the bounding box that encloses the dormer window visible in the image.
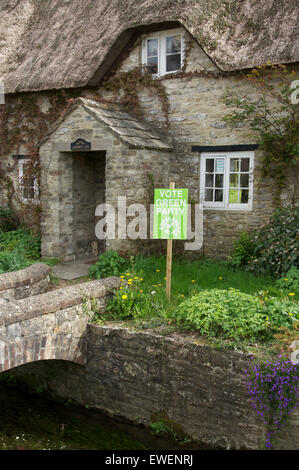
[142,28,185,77]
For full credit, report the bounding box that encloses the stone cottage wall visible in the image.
[1,31,298,258]
[103,32,299,257]
[39,106,170,259]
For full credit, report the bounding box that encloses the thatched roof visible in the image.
[1,0,298,94]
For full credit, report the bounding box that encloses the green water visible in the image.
[0,385,205,450]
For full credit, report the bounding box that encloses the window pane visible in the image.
[240,189,249,203]
[205,174,214,187]
[215,158,224,173]
[147,56,158,74]
[215,174,223,188]
[215,189,223,202]
[230,158,239,172]
[166,35,181,53]
[229,189,239,203]
[206,159,214,172]
[166,53,181,72]
[229,174,238,187]
[240,174,249,187]
[205,188,213,201]
[147,39,158,57]
[241,158,250,172]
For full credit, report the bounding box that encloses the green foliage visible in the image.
[222,64,299,203]
[105,279,164,322]
[247,207,298,277]
[275,267,299,293]
[0,247,31,274]
[88,250,130,279]
[0,207,18,232]
[0,229,41,260]
[172,288,298,342]
[228,231,255,269]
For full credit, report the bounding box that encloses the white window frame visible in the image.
[200,151,254,211]
[18,159,39,203]
[141,28,185,77]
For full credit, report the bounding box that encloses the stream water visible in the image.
[0,384,208,450]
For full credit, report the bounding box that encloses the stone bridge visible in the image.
[0,269,121,372]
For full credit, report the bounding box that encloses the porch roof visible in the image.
[39,98,173,151]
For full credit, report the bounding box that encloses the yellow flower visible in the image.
[219,276,223,280]
[192,280,195,283]
[128,279,133,283]
[284,278,288,281]
[288,293,295,296]
[120,275,124,278]
[126,272,130,276]
[156,269,160,272]
[122,295,127,300]
[119,286,123,290]
[140,278,143,281]
[164,277,167,280]
[181,294,184,298]
[140,290,143,293]
[289,312,293,317]
[134,276,139,279]
[120,278,124,282]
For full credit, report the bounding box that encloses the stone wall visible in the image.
[39,105,170,259]
[0,263,51,300]
[10,324,264,450]
[105,31,299,257]
[0,277,121,371]
[11,324,299,450]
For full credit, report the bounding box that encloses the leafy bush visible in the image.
[0,207,18,232]
[275,267,299,293]
[89,250,131,279]
[0,229,41,260]
[172,288,298,341]
[228,231,255,270]
[0,248,31,274]
[247,207,298,277]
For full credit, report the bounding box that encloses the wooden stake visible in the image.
[166,182,175,300]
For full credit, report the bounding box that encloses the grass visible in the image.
[133,255,287,297]
[92,255,298,342]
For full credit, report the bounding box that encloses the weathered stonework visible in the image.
[1,31,298,259]
[39,99,171,260]
[8,324,264,449]
[0,276,121,371]
[0,263,51,300]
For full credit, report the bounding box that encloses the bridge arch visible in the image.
[0,275,121,373]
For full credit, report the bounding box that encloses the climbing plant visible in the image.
[221,64,299,205]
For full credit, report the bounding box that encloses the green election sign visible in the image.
[153,188,188,240]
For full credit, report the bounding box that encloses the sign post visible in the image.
[166,182,175,299]
[153,183,188,300]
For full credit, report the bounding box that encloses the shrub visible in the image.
[173,288,299,342]
[228,231,255,270]
[275,267,299,293]
[0,207,18,232]
[0,229,41,260]
[247,207,298,277]
[88,250,131,279]
[0,247,31,274]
